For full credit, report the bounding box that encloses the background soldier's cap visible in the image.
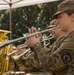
[46,19,59,29]
[0,29,11,33]
[52,0,74,18]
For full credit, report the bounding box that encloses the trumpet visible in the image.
[0,28,56,48]
[6,43,30,57]
[42,33,54,47]
[6,33,54,57]
[10,34,54,61]
[3,28,55,60]
[12,48,31,60]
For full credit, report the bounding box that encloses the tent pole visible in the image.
[9,0,12,40]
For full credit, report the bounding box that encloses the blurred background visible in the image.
[0,0,63,46]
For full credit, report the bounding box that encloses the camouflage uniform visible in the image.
[33,31,74,75]
[8,54,15,71]
[32,0,74,75]
[15,20,64,75]
[15,48,48,72]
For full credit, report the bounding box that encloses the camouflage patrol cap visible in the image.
[53,0,74,18]
[46,19,59,29]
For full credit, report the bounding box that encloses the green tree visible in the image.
[0,1,62,45]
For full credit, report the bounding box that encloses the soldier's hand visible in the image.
[17,48,26,55]
[25,27,41,47]
[26,36,40,47]
[29,26,42,41]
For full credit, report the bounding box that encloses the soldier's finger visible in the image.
[28,28,32,34]
[31,27,35,33]
[33,27,38,33]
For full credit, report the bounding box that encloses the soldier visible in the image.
[14,42,42,72]
[46,19,66,53]
[26,0,74,75]
[15,19,65,75]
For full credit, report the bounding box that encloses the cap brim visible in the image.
[52,10,66,19]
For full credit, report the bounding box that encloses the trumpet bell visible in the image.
[12,48,31,61]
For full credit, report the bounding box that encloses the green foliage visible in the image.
[0,1,62,45]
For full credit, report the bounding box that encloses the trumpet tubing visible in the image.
[5,31,54,57]
[0,27,56,48]
[41,33,54,42]
[6,44,28,56]
[12,48,30,60]
[17,44,28,49]
[7,50,18,56]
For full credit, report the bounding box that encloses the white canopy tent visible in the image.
[0,0,58,39]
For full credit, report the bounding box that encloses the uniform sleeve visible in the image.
[15,52,41,71]
[15,47,52,72]
[33,37,74,71]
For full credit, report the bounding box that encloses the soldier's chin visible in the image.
[60,27,66,32]
[62,29,67,32]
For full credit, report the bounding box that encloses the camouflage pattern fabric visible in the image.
[14,34,64,74]
[15,46,53,73]
[8,57,15,71]
[33,31,74,75]
[53,0,74,18]
[15,51,42,72]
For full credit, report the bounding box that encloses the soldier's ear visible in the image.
[71,14,74,21]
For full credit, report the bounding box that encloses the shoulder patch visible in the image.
[59,49,74,64]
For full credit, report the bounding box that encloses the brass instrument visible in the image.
[3,71,25,75]
[6,44,28,57]
[10,34,54,61]
[5,43,33,61]
[0,28,56,48]
[12,48,31,60]
[0,30,11,75]
[3,71,51,75]
[42,33,54,47]
[2,28,55,61]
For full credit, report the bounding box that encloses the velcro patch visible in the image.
[59,49,74,64]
